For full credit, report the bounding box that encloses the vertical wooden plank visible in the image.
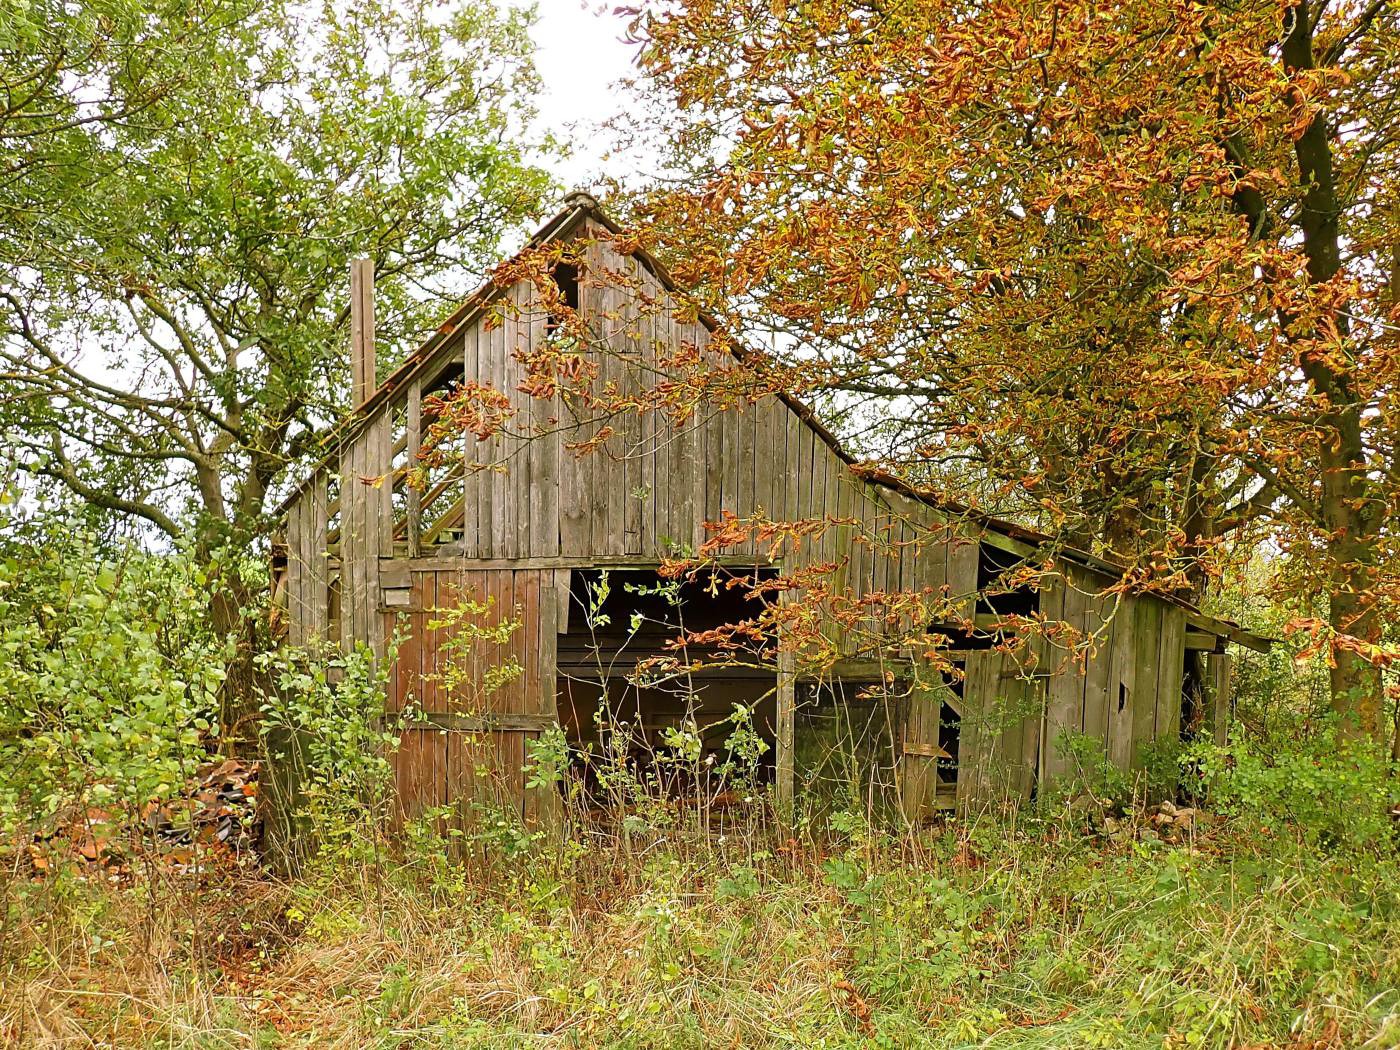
[511,282,532,561]
[750,395,770,527]
[833,471,856,606]
[830,469,856,656]
[532,283,562,558]
[699,397,721,538]
[881,496,901,601]
[720,393,740,536]
[759,398,783,528]
[947,529,979,621]
[896,495,919,605]
[858,486,880,606]
[350,258,375,405]
[798,425,820,573]
[608,275,629,557]
[1106,595,1140,771]
[917,515,949,623]
[736,402,756,558]
[446,723,470,835]
[1154,604,1187,743]
[421,571,443,716]
[337,440,353,653]
[1080,576,1113,754]
[288,499,306,650]
[527,568,563,827]
[644,282,666,555]
[903,661,952,820]
[1129,595,1163,768]
[1206,651,1233,747]
[428,571,446,820]
[490,300,513,560]
[393,729,421,828]
[783,412,803,541]
[1018,668,1046,803]
[559,288,589,556]
[285,498,305,648]
[483,569,504,714]
[359,432,375,652]
[619,262,644,557]
[1039,572,1083,785]
[306,473,329,644]
[461,324,483,559]
[369,415,392,660]
[983,651,1021,807]
[478,311,497,558]
[824,453,848,654]
[775,589,796,815]
[966,650,1010,810]
[406,380,422,558]
[589,270,617,556]
[691,324,716,552]
[338,437,358,652]
[518,570,538,718]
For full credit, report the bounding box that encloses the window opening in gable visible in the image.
[546,262,580,334]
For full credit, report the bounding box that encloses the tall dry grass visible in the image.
[4,803,1399,1049]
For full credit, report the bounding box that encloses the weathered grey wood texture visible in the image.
[279,217,1201,816]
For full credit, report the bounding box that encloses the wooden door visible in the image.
[959,648,1043,811]
[384,567,563,833]
[900,663,959,822]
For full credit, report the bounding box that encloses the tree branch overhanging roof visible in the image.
[279,191,1271,653]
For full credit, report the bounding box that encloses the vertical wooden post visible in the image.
[350,258,376,405]
[776,646,796,817]
[406,379,422,558]
[1206,652,1233,747]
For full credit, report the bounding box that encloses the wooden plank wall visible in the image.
[1032,565,1187,797]
[956,646,1043,809]
[338,412,394,659]
[282,218,1198,815]
[385,567,563,829]
[283,471,331,646]
[362,222,981,630]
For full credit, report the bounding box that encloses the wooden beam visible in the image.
[396,711,558,733]
[1185,630,1224,652]
[1206,652,1233,747]
[406,378,422,558]
[1183,610,1271,653]
[775,645,796,817]
[902,741,952,760]
[382,554,772,572]
[350,258,376,405]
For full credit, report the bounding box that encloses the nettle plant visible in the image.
[0,540,225,842]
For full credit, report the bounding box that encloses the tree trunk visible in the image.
[210,569,267,749]
[1327,554,1383,741]
[1282,0,1383,744]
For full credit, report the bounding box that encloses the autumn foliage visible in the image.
[599,0,1400,741]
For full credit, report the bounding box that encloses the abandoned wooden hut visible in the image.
[272,191,1268,827]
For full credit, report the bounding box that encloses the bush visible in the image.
[1185,723,1400,852]
[0,539,225,845]
[258,641,402,869]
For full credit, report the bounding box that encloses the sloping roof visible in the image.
[278,191,1270,652]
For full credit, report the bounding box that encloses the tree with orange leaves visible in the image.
[618,0,1400,745]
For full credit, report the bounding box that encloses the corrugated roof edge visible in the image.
[274,192,1271,652]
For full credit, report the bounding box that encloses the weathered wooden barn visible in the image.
[273,191,1267,828]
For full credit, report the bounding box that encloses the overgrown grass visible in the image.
[5,808,1398,1048]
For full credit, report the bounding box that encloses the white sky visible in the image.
[508,0,647,191]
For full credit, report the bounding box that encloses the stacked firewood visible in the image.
[25,758,262,877]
